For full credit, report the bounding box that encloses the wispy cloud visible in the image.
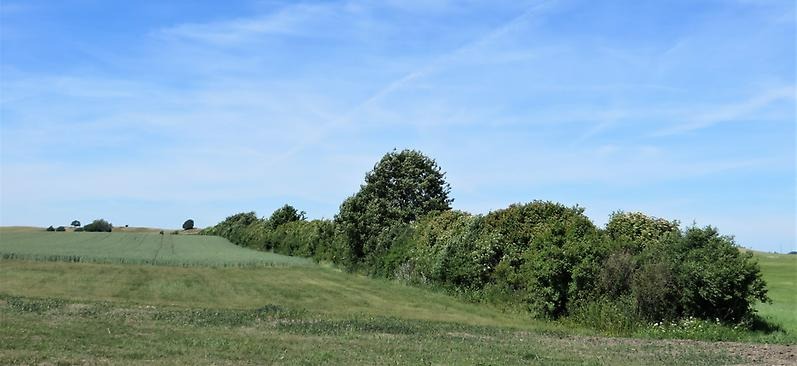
[653,86,795,136]
[157,3,334,44]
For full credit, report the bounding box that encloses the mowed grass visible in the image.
[1,260,781,365]
[0,231,310,267]
[0,231,794,364]
[753,251,797,334]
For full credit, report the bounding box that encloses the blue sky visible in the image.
[1,0,794,252]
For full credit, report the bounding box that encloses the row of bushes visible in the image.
[203,150,769,327]
[45,219,113,233]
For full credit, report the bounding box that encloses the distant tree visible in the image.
[55,226,66,232]
[84,219,113,232]
[70,220,81,228]
[46,226,55,232]
[268,205,306,229]
[74,227,84,232]
[159,230,164,235]
[182,219,195,230]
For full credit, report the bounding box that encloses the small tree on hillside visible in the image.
[56,226,66,232]
[335,149,453,268]
[71,220,81,228]
[182,219,195,230]
[46,226,55,232]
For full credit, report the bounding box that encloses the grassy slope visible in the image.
[0,260,768,366]
[0,230,793,364]
[753,251,797,334]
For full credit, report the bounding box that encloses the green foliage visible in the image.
[597,219,770,324]
[198,150,771,328]
[410,211,498,289]
[605,211,679,252]
[83,219,113,232]
[675,226,769,322]
[55,226,66,232]
[480,202,602,318]
[70,220,81,227]
[182,219,195,230]
[268,204,306,229]
[74,227,84,232]
[46,226,55,232]
[335,149,452,269]
[204,212,259,246]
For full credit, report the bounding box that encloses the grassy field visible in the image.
[0,231,310,267]
[0,230,794,365]
[753,251,797,335]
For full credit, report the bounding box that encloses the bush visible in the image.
[182,219,195,230]
[74,227,84,232]
[46,226,55,232]
[410,211,498,289]
[204,212,259,246]
[55,226,66,232]
[674,226,768,322]
[83,219,113,232]
[481,202,603,318]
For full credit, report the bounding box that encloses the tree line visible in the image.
[202,149,769,328]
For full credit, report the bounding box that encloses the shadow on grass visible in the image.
[747,314,784,334]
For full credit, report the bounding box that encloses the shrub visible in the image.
[674,226,768,322]
[481,202,603,318]
[204,212,259,246]
[182,219,195,230]
[83,219,113,232]
[55,226,66,232]
[410,211,499,289]
[46,226,55,232]
[74,227,84,232]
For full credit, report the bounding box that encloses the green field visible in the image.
[0,231,311,267]
[0,230,794,365]
[754,251,797,335]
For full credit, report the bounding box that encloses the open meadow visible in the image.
[0,229,795,365]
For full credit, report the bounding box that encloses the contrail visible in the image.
[265,0,558,166]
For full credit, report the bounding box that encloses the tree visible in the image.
[335,149,453,268]
[56,226,66,232]
[182,219,195,230]
[46,226,55,232]
[71,220,81,227]
[268,204,306,229]
[84,219,113,232]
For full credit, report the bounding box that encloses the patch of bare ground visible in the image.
[515,332,796,366]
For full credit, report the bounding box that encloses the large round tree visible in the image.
[335,149,453,269]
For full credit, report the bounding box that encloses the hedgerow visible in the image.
[203,150,769,328]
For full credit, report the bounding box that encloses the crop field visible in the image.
[0,230,794,365]
[0,231,311,267]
